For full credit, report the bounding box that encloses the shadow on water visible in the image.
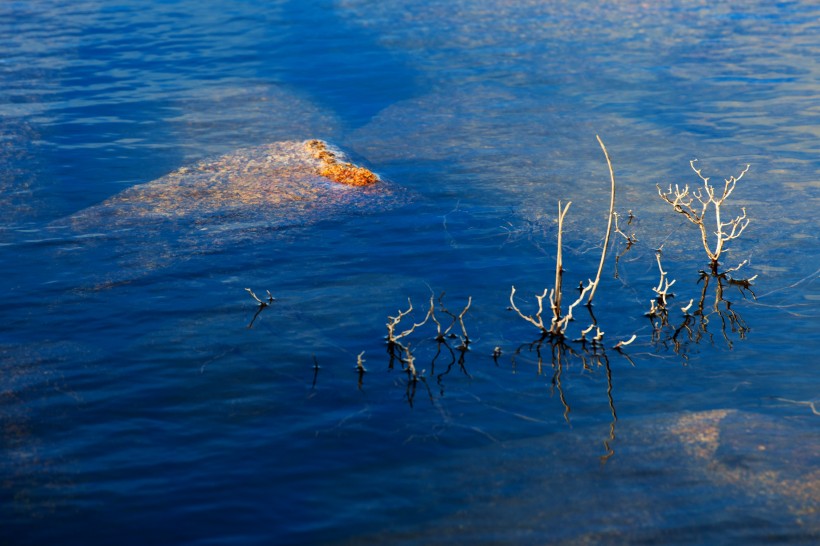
[271,0,426,129]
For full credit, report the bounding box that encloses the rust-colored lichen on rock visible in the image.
[305,139,379,186]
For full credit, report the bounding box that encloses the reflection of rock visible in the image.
[338,409,819,544]
[50,140,406,289]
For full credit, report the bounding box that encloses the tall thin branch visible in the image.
[588,135,616,304]
[553,201,572,319]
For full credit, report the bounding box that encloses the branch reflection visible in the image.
[511,320,619,462]
[386,332,472,407]
[649,271,755,360]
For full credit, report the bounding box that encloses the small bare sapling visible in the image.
[657,161,752,276]
[510,201,594,337]
[645,247,676,324]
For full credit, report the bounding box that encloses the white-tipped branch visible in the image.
[553,201,572,316]
[588,135,616,305]
[245,288,274,306]
[387,298,431,342]
[614,334,637,349]
[510,286,551,332]
[552,280,594,334]
[652,249,676,306]
[657,161,752,271]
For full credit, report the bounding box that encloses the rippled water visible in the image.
[2,1,819,544]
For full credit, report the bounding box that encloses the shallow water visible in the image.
[1,1,819,544]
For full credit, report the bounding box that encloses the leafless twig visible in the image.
[588,135,616,305]
[386,298,431,343]
[657,161,752,275]
[245,288,275,306]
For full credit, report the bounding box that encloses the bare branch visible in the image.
[510,286,549,333]
[588,135,616,305]
[720,164,750,202]
[652,248,676,306]
[552,280,594,334]
[659,161,752,274]
[613,211,637,244]
[614,334,637,349]
[456,296,472,344]
[245,287,274,306]
[721,208,750,241]
[387,298,431,342]
[553,201,572,317]
[690,159,708,184]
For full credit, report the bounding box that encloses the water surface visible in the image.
[1,1,818,544]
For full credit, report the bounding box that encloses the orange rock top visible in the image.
[306,139,380,186]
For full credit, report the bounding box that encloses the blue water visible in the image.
[2,1,819,544]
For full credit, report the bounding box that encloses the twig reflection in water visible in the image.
[511,303,620,462]
[648,269,755,360]
[384,293,473,407]
[511,330,620,463]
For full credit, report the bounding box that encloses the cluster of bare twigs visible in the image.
[508,137,637,356]
[241,138,763,440]
[509,136,616,340]
[509,201,596,337]
[657,160,754,277]
[384,293,473,406]
[510,140,758,359]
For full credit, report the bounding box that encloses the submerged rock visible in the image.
[49,140,406,289]
[65,140,390,231]
[336,409,819,545]
[669,409,819,521]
